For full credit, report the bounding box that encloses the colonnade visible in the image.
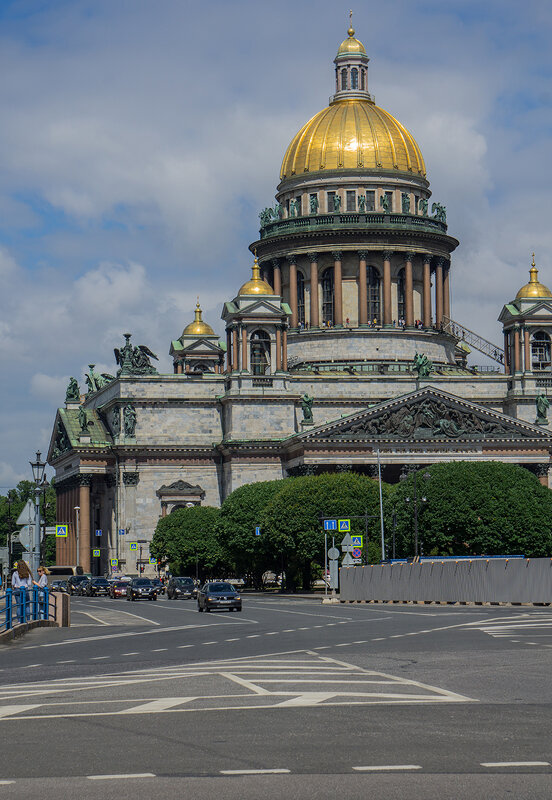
[262,251,450,330]
[225,324,288,374]
[504,326,536,375]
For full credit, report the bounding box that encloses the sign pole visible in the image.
[376,449,385,560]
[324,533,328,598]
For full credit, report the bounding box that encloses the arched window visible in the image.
[397,268,405,323]
[297,271,305,326]
[341,69,347,91]
[360,70,365,90]
[250,330,271,375]
[322,268,334,325]
[367,266,381,325]
[531,331,551,370]
[351,68,358,89]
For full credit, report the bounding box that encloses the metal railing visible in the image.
[259,211,448,240]
[442,316,504,365]
[1,586,55,632]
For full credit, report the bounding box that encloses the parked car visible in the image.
[85,578,111,597]
[67,575,89,595]
[167,576,196,600]
[197,582,242,612]
[110,580,129,599]
[127,578,157,601]
[151,578,165,596]
[76,579,92,596]
[51,580,69,593]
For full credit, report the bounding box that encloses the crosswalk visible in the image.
[472,613,552,646]
[0,651,473,720]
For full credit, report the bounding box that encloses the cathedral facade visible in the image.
[48,27,552,575]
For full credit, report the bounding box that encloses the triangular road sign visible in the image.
[342,552,354,567]
[16,500,35,526]
[340,533,352,547]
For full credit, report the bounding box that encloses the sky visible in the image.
[0,0,551,487]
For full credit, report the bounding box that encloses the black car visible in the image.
[127,578,157,601]
[167,576,196,600]
[151,578,165,596]
[197,582,242,612]
[86,578,110,597]
[68,575,89,595]
[51,580,69,593]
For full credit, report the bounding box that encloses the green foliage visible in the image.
[388,462,552,558]
[151,506,222,578]
[261,472,387,588]
[0,480,57,567]
[216,480,286,585]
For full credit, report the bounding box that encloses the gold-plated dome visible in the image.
[280,99,426,179]
[182,301,215,336]
[515,256,552,300]
[238,256,273,296]
[336,25,367,57]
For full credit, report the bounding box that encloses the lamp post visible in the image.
[7,495,13,570]
[29,451,47,575]
[401,468,431,558]
[74,506,80,567]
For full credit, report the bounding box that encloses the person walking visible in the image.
[33,566,49,620]
[12,561,33,624]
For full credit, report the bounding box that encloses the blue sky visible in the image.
[0,0,551,486]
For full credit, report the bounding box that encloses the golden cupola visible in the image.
[515,256,552,300]
[182,301,215,337]
[280,24,426,182]
[238,256,274,296]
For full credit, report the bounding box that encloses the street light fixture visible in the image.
[29,451,46,575]
[74,506,80,568]
[401,468,431,558]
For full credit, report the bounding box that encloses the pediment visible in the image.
[48,411,73,462]
[182,339,222,354]
[237,299,286,316]
[156,479,205,497]
[522,301,552,316]
[299,387,552,443]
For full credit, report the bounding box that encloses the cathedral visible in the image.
[49,26,552,575]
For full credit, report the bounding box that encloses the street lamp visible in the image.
[29,451,46,575]
[401,468,431,558]
[74,506,80,567]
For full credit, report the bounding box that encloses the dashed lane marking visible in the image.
[87,773,155,780]
[481,762,550,768]
[221,769,290,775]
[353,765,422,771]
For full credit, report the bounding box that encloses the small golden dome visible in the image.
[336,26,367,57]
[182,301,215,336]
[515,256,552,300]
[238,256,274,296]
[280,99,426,179]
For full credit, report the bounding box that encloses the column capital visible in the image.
[382,250,393,261]
[404,252,415,262]
[332,250,343,261]
[286,253,298,265]
[307,251,319,263]
[122,472,140,486]
[358,250,369,260]
[422,253,433,264]
[271,258,281,268]
[435,256,446,268]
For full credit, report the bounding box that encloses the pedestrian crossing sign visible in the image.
[338,519,351,532]
[149,557,157,565]
[110,558,118,567]
[351,535,363,547]
[129,542,138,551]
[55,524,68,537]
[93,549,100,557]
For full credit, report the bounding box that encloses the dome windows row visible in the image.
[337,66,367,92]
[276,187,430,221]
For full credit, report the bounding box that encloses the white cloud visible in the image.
[30,373,70,404]
[0,462,27,489]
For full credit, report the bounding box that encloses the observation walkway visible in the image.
[442,316,504,365]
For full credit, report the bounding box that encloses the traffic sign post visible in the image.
[255,526,261,536]
[118,529,125,535]
[338,519,351,532]
[95,529,102,537]
[351,535,363,547]
[129,542,138,551]
[149,557,157,565]
[110,558,118,568]
[323,519,337,531]
[93,549,100,558]
[55,524,68,538]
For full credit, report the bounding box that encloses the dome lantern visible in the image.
[515,255,552,301]
[182,300,215,337]
[238,256,274,296]
[332,15,372,104]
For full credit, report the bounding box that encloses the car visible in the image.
[76,579,91,596]
[51,580,69,593]
[67,575,89,595]
[85,578,111,597]
[197,581,242,612]
[167,576,196,600]
[110,580,129,599]
[151,578,165,595]
[126,578,157,601]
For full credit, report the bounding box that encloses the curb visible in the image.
[0,620,57,645]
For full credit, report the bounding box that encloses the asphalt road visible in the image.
[1,594,551,799]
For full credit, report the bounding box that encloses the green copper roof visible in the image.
[59,408,111,449]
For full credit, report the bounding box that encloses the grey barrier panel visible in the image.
[339,558,552,603]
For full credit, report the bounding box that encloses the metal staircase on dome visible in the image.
[442,316,504,365]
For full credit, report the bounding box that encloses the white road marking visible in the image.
[221,769,290,775]
[0,705,41,718]
[56,660,75,664]
[353,765,422,771]
[225,638,240,642]
[90,656,109,660]
[122,698,194,714]
[87,773,155,780]
[481,762,550,767]
[151,648,168,652]
[75,611,111,626]
[0,781,15,785]
[121,652,139,656]
[177,645,193,649]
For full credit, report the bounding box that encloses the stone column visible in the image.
[358,250,368,326]
[275,327,282,371]
[226,330,232,372]
[422,254,432,328]
[272,259,282,296]
[443,265,451,320]
[524,327,531,372]
[78,476,91,573]
[161,502,167,518]
[282,327,288,371]
[534,464,550,487]
[308,252,319,328]
[332,251,343,326]
[241,326,248,371]
[504,331,510,375]
[514,327,521,373]
[288,255,298,328]
[435,258,444,327]
[232,327,239,371]
[382,250,392,326]
[405,252,414,327]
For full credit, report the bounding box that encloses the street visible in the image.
[0,595,551,798]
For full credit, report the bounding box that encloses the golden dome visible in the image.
[336,26,367,57]
[515,256,552,300]
[280,99,426,179]
[238,256,274,296]
[182,301,215,336]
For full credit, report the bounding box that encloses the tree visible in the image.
[0,480,57,567]
[389,462,552,558]
[151,506,222,579]
[215,480,286,587]
[261,472,387,589]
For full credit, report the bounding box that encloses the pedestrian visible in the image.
[33,566,49,620]
[12,561,33,624]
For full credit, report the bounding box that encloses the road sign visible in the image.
[352,558,362,564]
[352,547,362,559]
[323,519,337,531]
[329,559,339,589]
[16,525,32,551]
[110,558,118,567]
[16,500,35,526]
[95,529,102,537]
[118,529,126,535]
[55,524,68,538]
[327,546,340,560]
[351,536,363,547]
[338,519,351,532]
[149,557,157,565]
[342,552,354,567]
[340,533,352,547]
[129,542,138,551]
[93,549,100,557]
[255,526,261,536]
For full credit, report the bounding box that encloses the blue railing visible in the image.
[1,586,53,633]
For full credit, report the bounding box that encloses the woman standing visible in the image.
[33,566,49,619]
[11,561,33,624]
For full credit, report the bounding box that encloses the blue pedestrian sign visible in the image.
[118,528,126,535]
[93,549,100,558]
[55,524,68,538]
[338,519,351,532]
[95,529,102,537]
[324,520,337,531]
[129,542,138,551]
[351,535,363,547]
[255,526,261,536]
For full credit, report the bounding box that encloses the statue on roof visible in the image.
[65,377,80,402]
[431,202,447,223]
[85,365,116,394]
[78,406,90,435]
[380,194,391,212]
[412,352,433,379]
[114,333,159,376]
[123,403,137,437]
[536,393,550,425]
[301,393,314,424]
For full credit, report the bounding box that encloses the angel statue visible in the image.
[114,333,159,376]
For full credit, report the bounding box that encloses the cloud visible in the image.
[30,373,70,404]
[0,462,27,489]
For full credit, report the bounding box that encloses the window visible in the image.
[397,268,405,322]
[327,191,335,213]
[341,69,348,90]
[346,190,356,212]
[360,69,365,90]
[367,266,381,325]
[295,196,302,217]
[351,68,358,89]
[322,268,334,325]
[385,191,393,211]
[414,195,419,213]
[365,190,375,211]
[250,330,271,375]
[532,331,551,370]
[297,271,305,326]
